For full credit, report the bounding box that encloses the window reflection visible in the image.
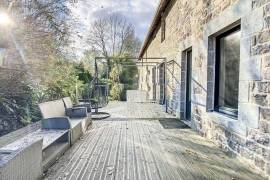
[216,27,240,116]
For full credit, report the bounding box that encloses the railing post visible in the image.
[164,58,168,113]
[94,57,98,113]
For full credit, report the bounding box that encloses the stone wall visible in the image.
[139,0,270,177]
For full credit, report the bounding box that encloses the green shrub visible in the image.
[45,59,84,102]
[110,83,124,101]
[0,70,42,126]
[107,57,138,101]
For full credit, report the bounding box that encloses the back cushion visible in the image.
[62,97,73,109]
[39,100,66,119]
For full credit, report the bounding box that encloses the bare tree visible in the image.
[87,14,141,59]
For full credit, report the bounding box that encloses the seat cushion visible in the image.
[30,129,69,150]
[39,100,66,119]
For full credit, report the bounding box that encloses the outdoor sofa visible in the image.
[0,97,92,179]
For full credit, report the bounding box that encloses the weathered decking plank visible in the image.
[44,102,265,180]
[103,121,121,180]
[138,121,161,180]
[81,122,112,180]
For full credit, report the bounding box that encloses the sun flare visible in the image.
[0,12,12,26]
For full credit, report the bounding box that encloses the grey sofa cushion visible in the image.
[42,117,71,130]
[65,107,87,118]
[74,103,91,113]
[63,97,91,113]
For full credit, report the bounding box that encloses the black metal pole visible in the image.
[106,61,109,105]
[94,58,98,113]
[164,58,168,113]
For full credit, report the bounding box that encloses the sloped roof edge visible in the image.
[138,0,171,58]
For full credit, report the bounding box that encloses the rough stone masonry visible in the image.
[138,0,270,177]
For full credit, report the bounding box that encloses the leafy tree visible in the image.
[109,65,124,101]
[85,14,141,101]
[119,59,138,100]
[0,1,90,136]
[108,57,138,101]
[45,59,84,102]
[75,62,93,84]
[87,14,141,72]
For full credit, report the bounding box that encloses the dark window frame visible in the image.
[214,25,241,118]
[161,16,166,42]
[185,48,192,120]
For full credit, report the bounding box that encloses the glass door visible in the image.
[186,49,192,120]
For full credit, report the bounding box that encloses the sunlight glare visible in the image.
[0,12,12,26]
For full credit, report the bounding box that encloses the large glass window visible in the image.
[215,26,240,117]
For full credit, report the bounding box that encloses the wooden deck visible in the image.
[44,102,264,180]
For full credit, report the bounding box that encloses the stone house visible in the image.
[138,0,270,177]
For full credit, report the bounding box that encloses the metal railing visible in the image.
[90,56,168,113]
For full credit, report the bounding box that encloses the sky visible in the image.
[69,0,159,56]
